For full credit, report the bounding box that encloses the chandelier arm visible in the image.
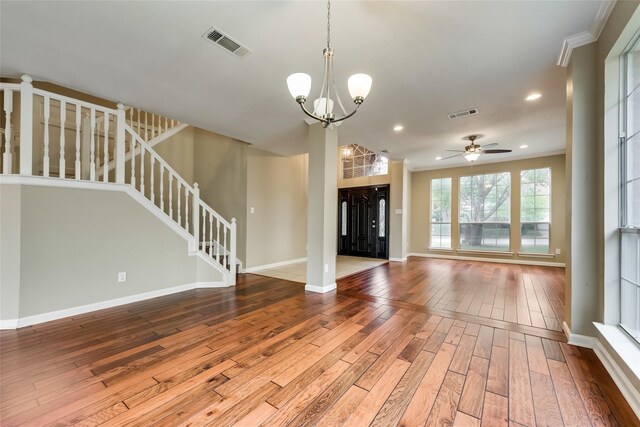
[324,55,331,117]
[317,54,329,114]
[329,53,349,116]
[330,105,360,124]
[298,102,330,125]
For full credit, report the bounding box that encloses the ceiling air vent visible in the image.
[202,27,252,59]
[447,108,479,120]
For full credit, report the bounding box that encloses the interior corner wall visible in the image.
[565,0,640,337]
[246,148,308,269]
[192,128,248,265]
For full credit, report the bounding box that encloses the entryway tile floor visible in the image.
[254,255,388,284]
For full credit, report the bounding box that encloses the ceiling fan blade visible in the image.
[445,150,465,152]
[483,149,512,154]
[481,143,498,149]
[440,153,464,160]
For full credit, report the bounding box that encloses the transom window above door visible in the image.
[341,144,388,179]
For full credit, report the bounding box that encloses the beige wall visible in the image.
[193,128,248,265]
[153,126,195,183]
[246,148,308,269]
[410,154,566,264]
[0,184,222,321]
[0,185,21,320]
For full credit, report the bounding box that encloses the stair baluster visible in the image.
[59,100,66,178]
[2,89,13,174]
[43,96,50,177]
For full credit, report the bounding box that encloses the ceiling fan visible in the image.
[441,135,512,162]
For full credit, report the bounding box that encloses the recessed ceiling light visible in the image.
[520,144,528,149]
[393,125,404,132]
[435,156,442,160]
[525,93,542,101]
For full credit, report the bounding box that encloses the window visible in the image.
[341,201,347,236]
[341,144,388,179]
[459,172,511,251]
[520,168,551,253]
[379,199,386,237]
[430,178,452,248]
[620,39,640,343]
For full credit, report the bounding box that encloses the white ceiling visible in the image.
[1,1,602,170]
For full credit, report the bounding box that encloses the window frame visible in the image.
[520,167,552,254]
[429,177,452,250]
[619,36,640,344]
[458,171,512,252]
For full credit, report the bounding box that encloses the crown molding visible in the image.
[591,0,617,39]
[557,0,617,67]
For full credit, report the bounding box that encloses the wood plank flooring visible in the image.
[1,259,637,426]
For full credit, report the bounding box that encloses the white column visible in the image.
[305,123,338,293]
[565,44,599,337]
[19,75,33,175]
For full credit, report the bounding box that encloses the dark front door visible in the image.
[338,185,389,259]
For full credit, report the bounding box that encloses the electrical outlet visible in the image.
[250,207,255,214]
[324,264,329,273]
[555,248,561,255]
[117,272,127,283]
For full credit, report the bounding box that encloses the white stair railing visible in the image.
[0,75,236,284]
[126,107,182,142]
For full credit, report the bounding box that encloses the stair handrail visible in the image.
[0,74,236,284]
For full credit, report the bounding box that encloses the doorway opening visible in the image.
[338,185,389,259]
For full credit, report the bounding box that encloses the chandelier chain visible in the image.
[326,0,331,49]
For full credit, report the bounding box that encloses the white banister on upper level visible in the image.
[0,75,236,285]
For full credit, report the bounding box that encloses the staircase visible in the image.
[0,75,237,285]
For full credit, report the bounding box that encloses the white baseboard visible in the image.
[0,281,230,330]
[0,318,19,329]
[245,257,306,273]
[194,281,227,288]
[592,338,640,418]
[563,321,640,419]
[408,252,566,268]
[562,321,596,348]
[305,283,337,293]
[389,257,407,262]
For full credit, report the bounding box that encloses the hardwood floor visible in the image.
[339,258,566,333]
[0,259,637,426]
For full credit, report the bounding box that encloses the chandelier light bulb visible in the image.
[348,74,372,102]
[313,97,334,116]
[287,73,312,100]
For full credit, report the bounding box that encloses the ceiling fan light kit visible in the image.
[286,0,372,128]
[440,134,512,162]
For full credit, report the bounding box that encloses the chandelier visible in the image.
[286,0,372,128]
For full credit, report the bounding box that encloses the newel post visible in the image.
[230,218,237,285]
[19,75,33,175]
[192,183,200,252]
[115,103,126,183]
